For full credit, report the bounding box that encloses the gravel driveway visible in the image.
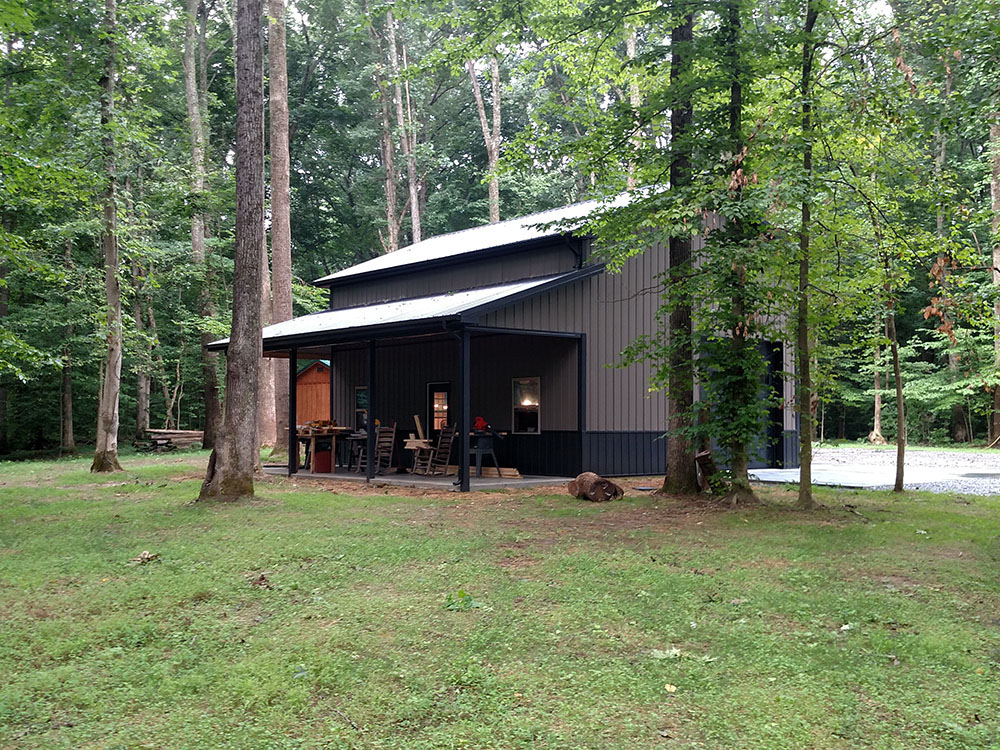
[752,445,1000,495]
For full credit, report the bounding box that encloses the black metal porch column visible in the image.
[366,339,376,481]
[329,346,336,421]
[287,348,297,476]
[458,328,471,492]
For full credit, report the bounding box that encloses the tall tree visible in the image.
[991,115,1000,442]
[386,9,421,243]
[270,0,293,451]
[468,55,502,223]
[662,5,698,495]
[92,0,123,473]
[199,0,263,501]
[184,0,222,450]
[796,0,820,510]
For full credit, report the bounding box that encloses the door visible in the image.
[427,382,450,437]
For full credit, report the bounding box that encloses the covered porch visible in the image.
[207,273,594,491]
[272,325,584,491]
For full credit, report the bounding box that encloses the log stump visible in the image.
[567,472,624,502]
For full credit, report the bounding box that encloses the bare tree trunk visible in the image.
[146,306,176,430]
[662,7,697,495]
[185,0,222,449]
[625,27,640,191]
[386,10,420,244]
[132,263,150,437]
[258,232,276,450]
[368,17,400,252]
[990,119,1000,444]
[468,56,501,223]
[269,0,292,455]
[796,0,820,510]
[869,344,886,444]
[200,0,263,500]
[887,310,905,492]
[92,0,123,473]
[61,236,76,453]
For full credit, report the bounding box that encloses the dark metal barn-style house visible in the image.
[210,199,798,490]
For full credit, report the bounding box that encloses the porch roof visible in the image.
[206,267,600,353]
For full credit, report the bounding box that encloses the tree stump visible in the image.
[567,472,624,502]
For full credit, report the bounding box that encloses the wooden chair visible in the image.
[413,424,456,476]
[356,424,396,474]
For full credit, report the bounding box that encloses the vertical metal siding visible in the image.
[478,245,670,433]
[327,245,574,310]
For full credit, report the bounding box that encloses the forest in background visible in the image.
[1,0,999,465]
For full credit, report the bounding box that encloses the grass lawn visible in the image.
[1,454,998,749]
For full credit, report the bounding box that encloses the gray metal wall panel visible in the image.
[478,246,670,433]
[328,245,575,310]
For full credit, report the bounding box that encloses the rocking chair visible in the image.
[412,424,457,476]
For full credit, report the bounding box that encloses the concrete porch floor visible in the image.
[262,465,572,491]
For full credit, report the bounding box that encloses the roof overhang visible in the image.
[206,265,603,354]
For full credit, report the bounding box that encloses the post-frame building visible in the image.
[209,199,799,490]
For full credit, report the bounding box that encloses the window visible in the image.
[427,382,450,433]
[354,386,368,431]
[512,377,540,433]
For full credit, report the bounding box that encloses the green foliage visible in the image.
[443,589,483,611]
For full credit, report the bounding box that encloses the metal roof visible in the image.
[207,270,599,351]
[313,196,628,286]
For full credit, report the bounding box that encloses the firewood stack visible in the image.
[567,472,625,502]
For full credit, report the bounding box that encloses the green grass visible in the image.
[1,454,998,749]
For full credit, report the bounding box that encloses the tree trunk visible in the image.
[132,263,150,437]
[468,56,501,223]
[662,7,698,495]
[887,310,905,491]
[990,119,1000,443]
[61,236,76,453]
[258,232,276,450]
[92,0,123,473]
[185,0,221,449]
[625,27,640,191]
[721,0,757,507]
[869,344,886,443]
[369,17,400,252]
[796,0,820,510]
[269,0,293,455]
[199,0,264,501]
[146,305,176,430]
[386,10,420,244]
[0,258,8,454]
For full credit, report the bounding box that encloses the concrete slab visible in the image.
[752,462,980,490]
[262,465,571,491]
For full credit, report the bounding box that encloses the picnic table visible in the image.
[138,429,204,452]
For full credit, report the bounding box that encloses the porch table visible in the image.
[296,426,351,473]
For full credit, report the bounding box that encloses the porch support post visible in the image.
[366,339,376,481]
[577,334,587,431]
[329,346,335,422]
[458,328,471,491]
[287,348,298,475]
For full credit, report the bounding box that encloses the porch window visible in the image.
[355,386,368,431]
[512,377,540,434]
